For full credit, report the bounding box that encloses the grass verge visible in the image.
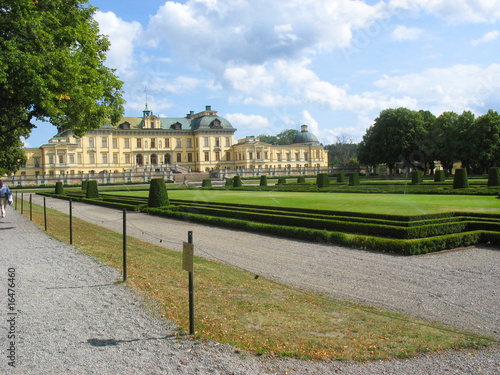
[21,202,492,361]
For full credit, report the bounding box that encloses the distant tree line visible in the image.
[358,108,500,175]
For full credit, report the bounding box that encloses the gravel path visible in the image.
[1,197,499,374]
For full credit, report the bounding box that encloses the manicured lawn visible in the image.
[115,190,500,215]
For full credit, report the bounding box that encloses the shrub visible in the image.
[148,178,169,207]
[260,175,268,187]
[316,173,330,188]
[337,172,345,183]
[202,179,212,187]
[488,167,500,187]
[82,180,88,191]
[297,175,306,184]
[434,170,445,183]
[453,169,469,189]
[225,178,233,187]
[85,180,99,198]
[277,176,287,185]
[233,175,242,188]
[412,170,423,184]
[349,172,360,186]
[55,182,64,195]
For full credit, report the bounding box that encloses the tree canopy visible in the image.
[258,129,299,145]
[0,0,124,174]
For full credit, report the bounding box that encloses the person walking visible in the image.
[0,179,12,218]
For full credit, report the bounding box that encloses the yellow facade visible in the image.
[18,107,328,179]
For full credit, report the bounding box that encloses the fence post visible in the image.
[44,197,47,232]
[123,208,127,282]
[30,194,32,221]
[188,231,194,335]
[15,191,17,210]
[21,193,23,214]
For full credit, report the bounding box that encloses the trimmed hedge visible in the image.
[349,172,360,186]
[85,180,99,198]
[277,176,287,185]
[202,179,212,187]
[55,182,64,195]
[297,175,306,184]
[488,167,500,187]
[225,178,233,187]
[148,178,169,207]
[412,170,423,184]
[337,172,345,183]
[316,173,330,188]
[260,175,268,187]
[434,170,446,183]
[82,180,88,191]
[453,169,469,189]
[233,175,242,188]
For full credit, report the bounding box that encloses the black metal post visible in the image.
[21,193,23,214]
[15,192,17,210]
[123,208,127,282]
[29,194,32,221]
[44,197,47,231]
[188,231,194,335]
[69,199,73,245]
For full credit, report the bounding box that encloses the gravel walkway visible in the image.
[1,198,499,374]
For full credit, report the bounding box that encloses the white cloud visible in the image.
[94,11,142,73]
[388,0,500,23]
[472,30,500,45]
[374,63,500,113]
[225,113,270,130]
[392,25,424,40]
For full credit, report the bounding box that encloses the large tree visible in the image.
[258,129,299,145]
[470,109,500,173]
[0,0,124,174]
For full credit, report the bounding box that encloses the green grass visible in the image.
[106,190,500,215]
[20,201,492,361]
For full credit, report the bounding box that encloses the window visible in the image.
[257,152,261,160]
[76,138,81,147]
[176,138,181,148]
[113,153,118,164]
[277,153,282,162]
[102,137,108,148]
[225,137,230,147]
[265,151,268,159]
[77,154,82,164]
[102,153,108,164]
[124,138,130,148]
[89,154,95,164]
[295,153,299,161]
[187,138,192,148]
[34,157,40,167]
[112,138,118,149]
[69,154,75,164]
[124,154,130,164]
[165,138,170,148]
[88,137,95,148]
[176,153,182,163]
[145,141,148,149]
[188,153,193,162]
[286,153,291,161]
[159,140,162,148]
[151,138,156,148]
[215,152,220,161]
[249,152,253,160]
[204,137,209,147]
[304,152,308,161]
[137,138,142,148]
[58,154,64,164]
[226,151,231,161]
[215,137,220,147]
[150,121,155,128]
[204,152,210,161]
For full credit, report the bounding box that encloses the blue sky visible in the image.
[26,0,500,147]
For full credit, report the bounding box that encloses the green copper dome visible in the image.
[292,125,319,144]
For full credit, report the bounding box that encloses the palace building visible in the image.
[18,106,328,179]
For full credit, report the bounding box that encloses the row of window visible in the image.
[78,136,232,149]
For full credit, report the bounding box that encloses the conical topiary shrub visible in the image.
[82,180,88,191]
[336,172,345,183]
[316,173,330,188]
[202,179,212,187]
[453,168,469,189]
[277,176,287,185]
[349,172,360,186]
[225,178,233,187]
[434,170,445,183]
[411,170,423,184]
[260,175,268,187]
[233,175,242,188]
[488,167,500,187]
[86,180,99,198]
[148,178,169,207]
[55,181,64,195]
[297,175,306,183]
